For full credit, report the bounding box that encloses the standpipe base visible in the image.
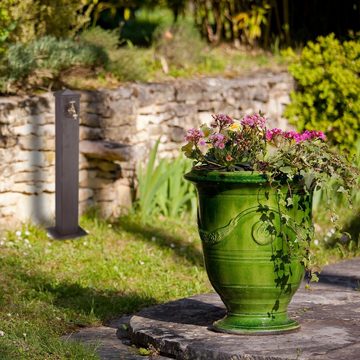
[47,226,88,240]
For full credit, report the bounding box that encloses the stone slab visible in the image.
[129,258,360,360]
[65,258,360,360]
[64,318,171,360]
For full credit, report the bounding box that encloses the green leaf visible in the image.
[286,198,293,206]
[336,186,346,193]
[279,166,292,174]
[181,142,194,158]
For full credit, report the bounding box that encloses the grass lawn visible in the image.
[0,214,211,359]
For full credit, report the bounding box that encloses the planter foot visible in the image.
[211,315,300,335]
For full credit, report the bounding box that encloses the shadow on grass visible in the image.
[112,216,204,267]
[43,281,157,324]
[1,259,158,324]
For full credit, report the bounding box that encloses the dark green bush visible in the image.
[120,7,173,47]
[1,36,108,90]
[284,34,360,153]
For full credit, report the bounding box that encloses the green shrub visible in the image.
[79,26,119,52]
[80,27,155,82]
[284,34,360,153]
[107,46,150,82]
[2,36,108,89]
[154,20,207,70]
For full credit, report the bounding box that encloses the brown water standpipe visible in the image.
[47,89,87,239]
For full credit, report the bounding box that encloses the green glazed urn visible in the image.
[185,170,313,335]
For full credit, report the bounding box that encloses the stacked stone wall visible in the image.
[0,71,294,227]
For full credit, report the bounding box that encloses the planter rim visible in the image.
[184,169,268,184]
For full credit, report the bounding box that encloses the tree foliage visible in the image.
[0,0,97,44]
[166,0,359,47]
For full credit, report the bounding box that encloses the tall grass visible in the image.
[156,156,196,219]
[136,140,170,222]
[136,140,196,223]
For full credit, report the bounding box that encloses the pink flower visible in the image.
[185,128,204,143]
[210,133,226,149]
[266,128,327,143]
[241,113,266,128]
[284,131,302,142]
[211,114,234,128]
[266,128,283,141]
[225,154,233,162]
[299,130,326,141]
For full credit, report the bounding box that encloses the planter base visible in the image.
[212,314,300,335]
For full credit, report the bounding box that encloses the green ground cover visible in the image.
[0,214,210,359]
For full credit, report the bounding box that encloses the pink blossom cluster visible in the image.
[185,128,204,143]
[241,113,266,128]
[265,128,282,141]
[301,130,326,141]
[266,128,326,142]
[283,130,302,141]
[210,133,226,149]
[211,114,234,128]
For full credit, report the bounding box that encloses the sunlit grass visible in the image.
[0,214,210,359]
[64,45,285,91]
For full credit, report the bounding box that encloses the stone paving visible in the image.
[66,258,360,360]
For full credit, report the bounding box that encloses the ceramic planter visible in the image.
[185,170,313,335]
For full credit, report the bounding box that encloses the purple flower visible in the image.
[185,128,204,143]
[241,113,266,128]
[266,128,326,143]
[210,133,226,149]
[284,131,302,142]
[299,130,326,141]
[211,114,234,128]
[266,128,283,141]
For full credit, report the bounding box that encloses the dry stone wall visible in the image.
[0,71,294,228]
